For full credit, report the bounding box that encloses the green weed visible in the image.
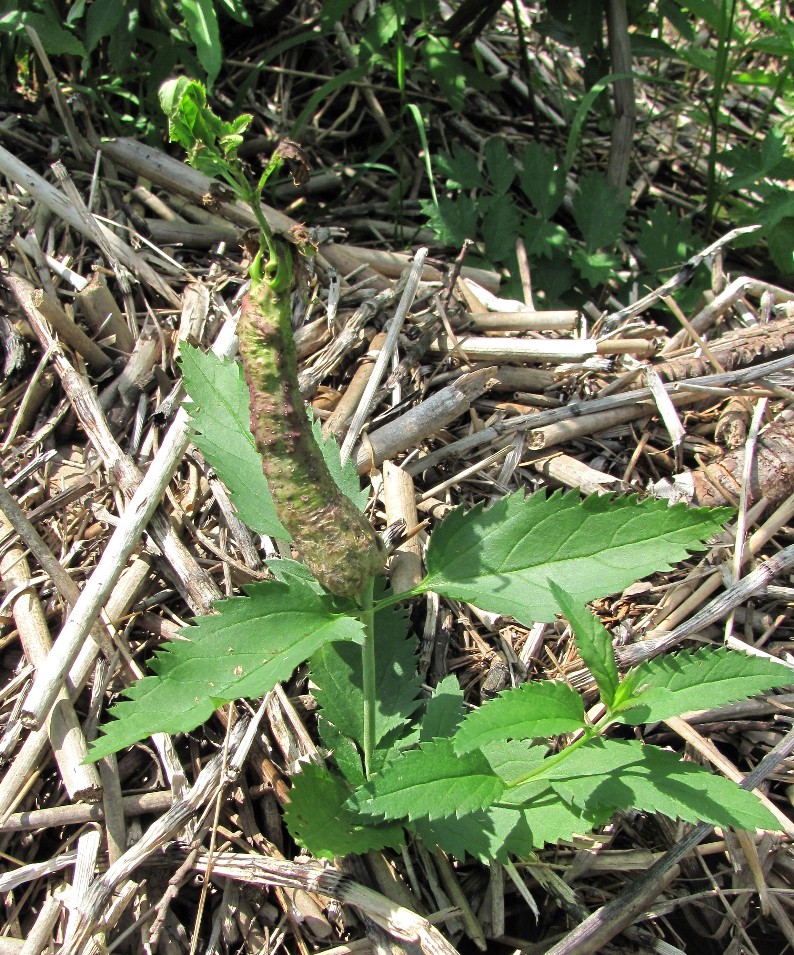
[84,81,793,865]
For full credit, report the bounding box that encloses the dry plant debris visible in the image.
[2,3,794,954]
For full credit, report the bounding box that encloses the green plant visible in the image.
[0,0,247,138]
[318,0,497,114]
[422,132,643,303]
[87,82,792,864]
[648,2,794,277]
[418,2,794,301]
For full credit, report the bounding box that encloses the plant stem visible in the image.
[360,576,377,779]
[249,193,279,274]
[507,724,600,790]
[225,162,279,280]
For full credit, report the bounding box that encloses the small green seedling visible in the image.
[88,82,792,864]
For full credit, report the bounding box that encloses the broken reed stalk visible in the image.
[0,511,100,802]
[429,332,658,363]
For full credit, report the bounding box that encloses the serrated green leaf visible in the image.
[520,788,613,849]
[419,490,731,626]
[361,1,399,57]
[768,219,794,276]
[420,195,478,246]
[160,77,252,180]
[370,724,421,776]
[353,738,504,822]
[533,247,577,306]
[482,194,522,263]
[88,578,363,760]
[310,600,422,750]
[420,675,465,742]
[180,344,289,540]
[284,762,403,859]
[726,129,794,191]
[415,791,610,861]
[266,557,324,592]
[572,172,628,252]
[414,805,531,862]
[550,584,618,707]
[481,740,549,783]
[523,215,569,259]
[317,717,365,787]
[435,144,482,190]
[615,647,793,726]
[310,416,369,511]
[484,137,515,194]
[741,184,794,230]
[181,0,222,88]
[572,248,621,286]
[636,202,696,272]
[519,143,565,219]
[545,739,780,832]
[454,681,586,756]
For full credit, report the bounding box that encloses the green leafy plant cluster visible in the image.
[85,77,793,866]
[325,0,497,114]
[89,355,792,857]
[417,1,794,300]
[0,0,247,138]
[422,136,640,303]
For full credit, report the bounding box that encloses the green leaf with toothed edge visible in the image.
[284,762,404,860]
[544,738,780,832]
[180,343,289,540]
[419,675,465,742]
[572,171,629,253]
[181,346,369,540]
[453,681,587,756]
[414,793,612,861]
[352,738,504,822]
[311,598,422,753]
[550,583,619,708]
[87,578,363,761]
[310,415,369,511]
[614,646,793,726]
[317,717,366,787]
[418,490,731,627]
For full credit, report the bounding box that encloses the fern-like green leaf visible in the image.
[550,584,619,707]
[615,647,793,725]
[352,738,504,822]
[88,578,363,761]
[180,343,288,539]
[284,762,403,860]
[453,681,587,756]
[419,491,730,626]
